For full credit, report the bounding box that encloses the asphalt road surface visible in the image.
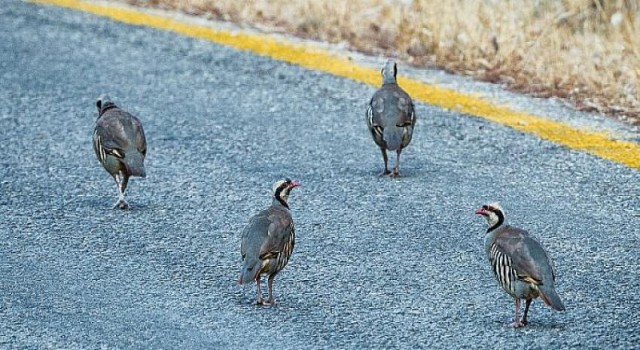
[1,1,639,348]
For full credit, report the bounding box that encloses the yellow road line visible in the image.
[31,0,640,169]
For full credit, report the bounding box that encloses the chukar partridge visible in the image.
[475,203,565,327]
[239,178,300,305]
[366,60,416,176]
[93,95,147,209]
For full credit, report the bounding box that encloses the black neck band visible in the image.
[487,210,504,233]
[274,186,289,209]
[99,104,118,117]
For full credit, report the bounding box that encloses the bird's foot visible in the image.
[511,320,525,328]
[256,298,264,305]
[379,169,392,177]
[113,199,129,210]
[391,168,401,177]
[264,298,277,306]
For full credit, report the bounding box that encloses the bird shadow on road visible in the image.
[76,197,150,212]
[349,167,424,180]
[491,319,567,331]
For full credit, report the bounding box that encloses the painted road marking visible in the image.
[31,0,640,169]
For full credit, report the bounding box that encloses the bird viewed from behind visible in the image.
[475,203,565,327]
[92,95,147,209]
[239,178,300,305]
[366,59,416,177]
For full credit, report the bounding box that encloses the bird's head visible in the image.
[381,59,397,85]
[96,94,117,117]
[272,178,301,206]
[475,202,505,230]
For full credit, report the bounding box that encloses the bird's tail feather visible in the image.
[539,284,565,311]
[122,151,146,178]
[383,126,403,151]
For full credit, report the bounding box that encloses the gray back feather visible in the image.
[487,225,556,285]
[367,83,415,151]
[93,104,147,177]
[240,202,294,280]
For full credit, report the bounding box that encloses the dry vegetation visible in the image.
[123,0,640,126]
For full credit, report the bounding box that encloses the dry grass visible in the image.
[122,0,640,126]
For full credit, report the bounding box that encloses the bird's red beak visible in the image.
[290,181,301,188]
[475,208,487,216]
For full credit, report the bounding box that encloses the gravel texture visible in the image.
[1,1,639,349]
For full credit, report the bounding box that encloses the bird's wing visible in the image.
[394,88,415,127]
[130,115,147,156]
[258,210,293,260]
[493,226,548,285]
[94,111,132,155]
[240,212,270,260]
[93,122,125,161]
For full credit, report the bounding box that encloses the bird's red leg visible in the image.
[392,149,402,177]
[112,173,129,209]
[512,299,524,328]
[522,299,532,325]
[256,275,263,305]
[379,148,391,176]
[266,275,276,305]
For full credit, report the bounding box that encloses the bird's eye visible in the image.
[482,205,488,210]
